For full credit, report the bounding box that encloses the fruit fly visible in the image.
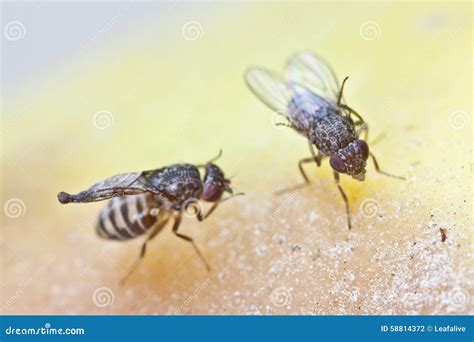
[57,151,242,283]
[245,51,405,229]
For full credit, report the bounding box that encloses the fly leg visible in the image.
[183,193,244,222]
[275,141,323,195]
[297,144,324,184]
[370,153,406,180]
[274,159,312,195]
[334,171,352,230]
[295,141,324,184]
[340,103,369,141]
[340,103,393,147]
[120,215,170,285]
[298,157,316,184]
[194,193,244,221]
[308,140,323,167]
[172,213,212,272]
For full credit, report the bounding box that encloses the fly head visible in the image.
[202,163,232,202]
[330,139,369,181]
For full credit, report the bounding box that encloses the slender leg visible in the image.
[298,157,314,184]
[334,171,352,230]
[196,202,218,221]
[195,193,244,222]
[120,216,170,285]
[340,104,369,141]
[308,140,323,167]
[340,104,364,122]
[275,142,324,195]
[370,153,406,180]
[172,213,211,271]
[274,157,314,195]
[293,143,323,185]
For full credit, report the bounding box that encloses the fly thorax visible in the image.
[310,113,358,156]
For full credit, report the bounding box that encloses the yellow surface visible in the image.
[1,2,472,314]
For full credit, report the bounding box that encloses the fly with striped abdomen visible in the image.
[245,51,405,229]
[57,151,242,283]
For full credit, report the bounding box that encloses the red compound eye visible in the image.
[330,155,347,173]
[202,183,223,202]
[354,139,369,160]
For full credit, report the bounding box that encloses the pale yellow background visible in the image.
[1,1,472,314]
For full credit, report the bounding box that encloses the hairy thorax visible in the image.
[147,164,203,209]
[309,112,358,156]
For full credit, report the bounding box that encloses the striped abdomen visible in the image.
[96,193,165,240]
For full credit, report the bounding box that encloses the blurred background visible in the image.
[1,1,472,314]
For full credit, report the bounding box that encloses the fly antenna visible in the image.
[337,76,349,106]
[207,149,223,164]
[197,149,223,168]
[220,191,245,203]
[227,171,239,180]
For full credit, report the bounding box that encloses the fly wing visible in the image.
[246,66,334,131]
[245,67,295,117]
[57,170,175,204]
[285,51,342,104]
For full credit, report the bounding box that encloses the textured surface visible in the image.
[1,1,472,315]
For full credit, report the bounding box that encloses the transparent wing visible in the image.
[245,67,294,116]
[58,171,174,204]
[285,51,341,103]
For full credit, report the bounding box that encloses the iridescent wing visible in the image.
[245,67,295,116]
[284,51,342,104]
[57,170,175,204]
[245,66,333,131]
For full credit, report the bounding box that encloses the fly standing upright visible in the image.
[245,51,405,229]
